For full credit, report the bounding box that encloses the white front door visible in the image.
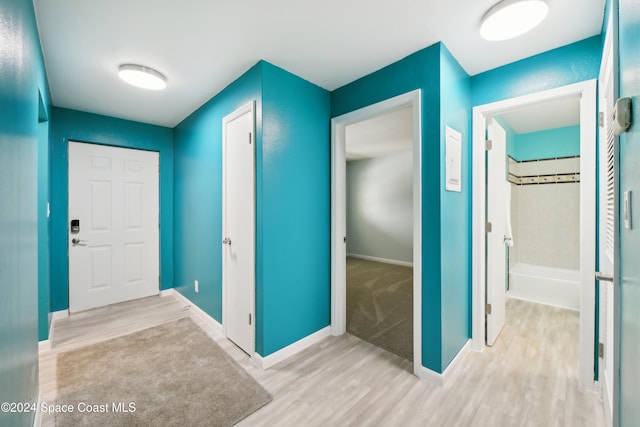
[486,118,508,346]
[68,141,159,313]
[222,102,255,355]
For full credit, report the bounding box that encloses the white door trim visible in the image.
[222,101,256,356]
[471,80,597,390]
[331,90,422,375]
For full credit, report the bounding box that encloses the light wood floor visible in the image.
[39,295,605,426]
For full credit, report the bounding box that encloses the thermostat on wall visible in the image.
[613,97,632,135]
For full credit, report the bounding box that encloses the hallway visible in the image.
[40,295,604,426]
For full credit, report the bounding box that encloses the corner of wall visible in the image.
[438,44,473,369]
[259,62,331,356]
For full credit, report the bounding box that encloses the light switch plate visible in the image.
[624,190,632,230]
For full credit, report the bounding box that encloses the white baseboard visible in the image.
[347,253,413,267]
[414,364,445,386]
[414,339,471,387]
[38,339,51,352]
[39,310,68,352]
[51,309,69,320]
[252,326,331,370]
[164,288,330,371]
[442,339,471,383]
[163,289,223,335]
[32,393,42,427]
[603,375,613,427]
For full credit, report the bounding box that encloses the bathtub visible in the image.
[508,263,580,311]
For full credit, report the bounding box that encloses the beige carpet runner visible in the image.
[55,317,271,426]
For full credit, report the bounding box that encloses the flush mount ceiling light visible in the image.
[480,0,549,41]
[118,64,167,90]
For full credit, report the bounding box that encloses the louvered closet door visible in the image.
[597,29,616,418]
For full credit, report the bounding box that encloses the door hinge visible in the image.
[485,222,492,233]
[249,133,252,144]
[249,313,252,325]
[599,342,604,358]
[485,140,492,151]
[599,112,605,128]
[486,303,492,315]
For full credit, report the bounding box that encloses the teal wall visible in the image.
[494,117,518,159]
[259,62,331,355]
[512,125,581,161]
[49,108,174,311]
[331,42,472,373]
[0,0,51,425]
[173,63,262,325]
[471,36,602,107]
[617,0,640,422]
[174,61,330,357]
[37,117,51,341]
[439,46,472,368]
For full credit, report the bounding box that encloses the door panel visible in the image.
[68,142,159,312]
[223,103,256,356]
[486,118,507,346]
[598,23,616,423]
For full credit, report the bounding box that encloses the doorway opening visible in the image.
[345,106,414,361]
[472,81,597,390]
[484,98,584,388]
[331,90,422,375]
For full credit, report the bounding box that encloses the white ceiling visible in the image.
[345,96,581,161]
[33,0,605,128]
[496,96,581,134]
[346,107,413,160]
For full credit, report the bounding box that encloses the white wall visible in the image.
[508,157,581,270]
[346,150,413,264]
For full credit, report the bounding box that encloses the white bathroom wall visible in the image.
[346,150,413,264]
[508,173,519,271]
[509,156,581,270]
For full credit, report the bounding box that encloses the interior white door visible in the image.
[597,26,616,422]
[68,141,159,313]
[222,102,255,356]
[486,117,508,346]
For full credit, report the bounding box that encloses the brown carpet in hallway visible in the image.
[346,256,413,361]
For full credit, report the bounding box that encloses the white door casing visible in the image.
[222,101,256,356]
[471,80,597,390]
[331,90,423,378]
[486,118,507,346]
[68,141,159,313]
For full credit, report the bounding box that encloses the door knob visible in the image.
[222,237,232,245]
[595,272,613,282]
[71,238,87,246]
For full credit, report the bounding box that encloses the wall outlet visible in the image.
[194,280,199,293]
